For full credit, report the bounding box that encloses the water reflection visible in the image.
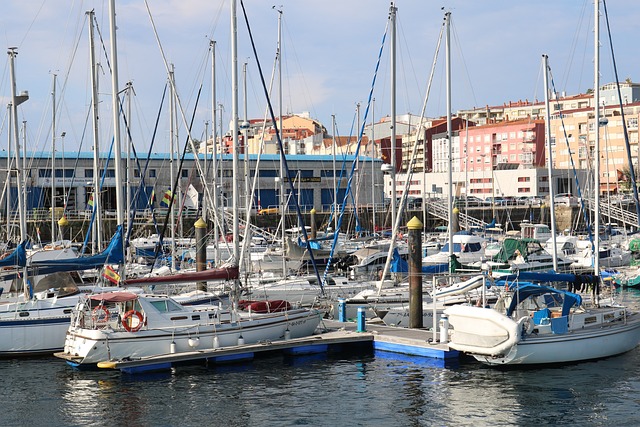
[4,288,640,426]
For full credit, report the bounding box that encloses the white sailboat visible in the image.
[445,3,640,365]
[55,291,322,367]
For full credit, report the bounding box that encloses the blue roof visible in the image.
[0,151,380,163]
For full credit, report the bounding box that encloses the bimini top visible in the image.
[502,282,582,318]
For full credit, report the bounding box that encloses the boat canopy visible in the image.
[504,282,582,317]
[89,291,139,303]
[492,238,546,264]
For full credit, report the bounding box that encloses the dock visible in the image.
[90,318,456,373]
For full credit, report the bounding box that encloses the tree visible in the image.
[185,138,201,153]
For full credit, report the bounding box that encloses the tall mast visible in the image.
[8,47,29,298]
[445,12,453,259]
[231,0,240,264]
[242,62,250,217]
[108,0,126,280]
[51,74,57,243]
[594,0,601,275]
[210,40,220,265]
[389,3,397,226]
[332,115,338,232]
[275,6,286,276]
[543,54,559,272]
[169,64,177,271]
[88,10,102,253]
[8,48,28,244]
[125,81,133,247]
[355,102,361,214]
[371,99,376,234]
[6,103,11,241]
[108,0,124,228]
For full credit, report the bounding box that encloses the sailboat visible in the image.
[56,0,325,366]
[55,290,322,367]
[444,3,640,365]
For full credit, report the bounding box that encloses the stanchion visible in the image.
[356,307,366,332]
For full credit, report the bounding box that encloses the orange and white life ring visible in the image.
[91,306,110,326]
[122,310,144,332]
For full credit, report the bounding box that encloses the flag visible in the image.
[87,193,94,209]
[184,184,199,209]
[160,189,174,207]
[102,265,120,284]
[149,189,156,206]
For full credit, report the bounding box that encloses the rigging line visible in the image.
[119,86,167,248]
[377,15,445,293]
[324,110,359,235]
[547,64,594,250]
[321,17,390,288]
[561,0,590,93]
[81,96,130,253]
[12,0,46,49]
[150,84,203,272]
[59,104,90,219]
[144,0,214,213]
[54,7,88,134]
[239,43,281,270]
[281,17,318,120]
[239,0,325,294]
[82,135,115,254]
[396,9,421,115]
[602,0,640,228]
[449,17,478,108]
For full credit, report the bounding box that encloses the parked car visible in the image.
[554,193,580,207]
[529,196,544,207]
[454,195,485,207]
[503,196,517,205]
[485,196,506,206]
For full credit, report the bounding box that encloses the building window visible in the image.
[259,169,278,177]
[181,169,189,178]
[55,169,75,178]
[149,169,157,178]
[85,169,93,178]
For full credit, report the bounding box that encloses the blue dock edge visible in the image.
[373,340,459,360]
[93,319,460,373]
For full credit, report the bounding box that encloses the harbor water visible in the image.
[3,289,640,427]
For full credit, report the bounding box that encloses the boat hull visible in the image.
[446,305,640,365]
[60,308,322,366]
[475,318,640,365]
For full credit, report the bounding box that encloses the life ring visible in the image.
[91,306,110,326]
[122,310,144,332]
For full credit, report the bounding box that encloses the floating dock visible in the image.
[92,318,456,373]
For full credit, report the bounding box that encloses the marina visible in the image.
[4,287,640,427]
[3,1,640,425]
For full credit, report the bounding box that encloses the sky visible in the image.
[0,0,639,156]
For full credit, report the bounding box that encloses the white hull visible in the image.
[446,304,640,365]
[476,320,640,365]
[58,292,323,366]
[0,313,72,355]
